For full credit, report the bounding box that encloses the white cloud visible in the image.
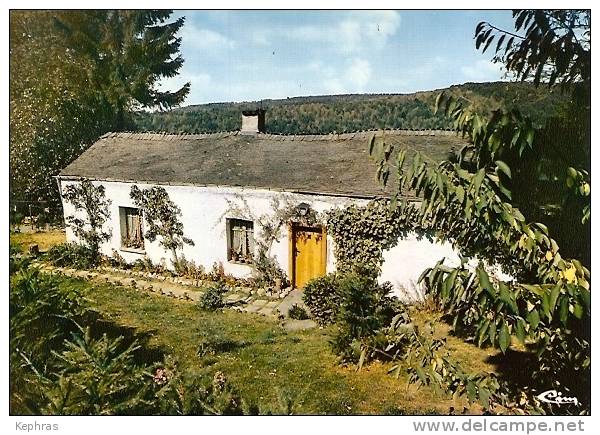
[302,58,372,94]
[181,24,235,52]
[322,78,348,95]
[460,59,504,82]
[250,30,269,46]
[346,58,372,90]
[158,72,212,106]
[278,11,400,54]
[217,79,302,102]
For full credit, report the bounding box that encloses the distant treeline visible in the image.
[133,82,568,135]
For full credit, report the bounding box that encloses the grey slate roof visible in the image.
[59,130,467,198]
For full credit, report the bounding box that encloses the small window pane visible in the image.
[121,207,144,250]
[227,218,254,263]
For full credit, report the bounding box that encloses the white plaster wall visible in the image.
[59,179,494,301]
[59,179,362,280]
[379,234,513,301]
[379,234,462,301]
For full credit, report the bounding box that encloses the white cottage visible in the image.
[58,110,468,300]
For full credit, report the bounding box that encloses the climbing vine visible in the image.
[326,199,431,274]
[218,194,323,287]
[62,178,111,260]
[130,185,194,266]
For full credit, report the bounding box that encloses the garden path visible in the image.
[32,260,316,329]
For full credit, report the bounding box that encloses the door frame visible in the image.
[288,222,327,289]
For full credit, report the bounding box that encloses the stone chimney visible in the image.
[240,109,266,135]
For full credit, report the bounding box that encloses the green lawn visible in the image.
[53,276,501,415]
[10,229,65,251]
[10,230,506,414]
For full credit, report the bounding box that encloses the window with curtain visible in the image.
[227,218,254,263]
[121,207,144,250]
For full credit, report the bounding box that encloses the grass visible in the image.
[53,275,504,415]
[10,229,65,251]
[10,230,510,414]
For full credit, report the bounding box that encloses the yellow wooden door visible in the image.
[292,225,326,288]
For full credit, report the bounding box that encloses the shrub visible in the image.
[209,261,225,281]
[307,267,406,329]
[199,281,229,311]
[44,243,99,269]
[9,262,253,415]
[132,256,152,272]
[330,272,401,363]
[10,210,24,228]
[10,267,85,361]
[130,184,194,265]
[173,254,205,279]
[9,244,31,275]
[253,249,288,288]
[153,357,252,415]
[10,241,23,255]
[131,255,170,275]
[106,249,128,268]
[32,327,153,415]
[10,266,87,413]
[302,273,342,326]
[287,304,309,320]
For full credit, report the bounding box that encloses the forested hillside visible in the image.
[133,81,568,135]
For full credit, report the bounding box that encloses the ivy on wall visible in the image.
[218,193,324,287]
[326,199,432,275]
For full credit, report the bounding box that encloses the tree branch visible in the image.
[480,22,526,41]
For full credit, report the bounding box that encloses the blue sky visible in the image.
[159,10,516,105]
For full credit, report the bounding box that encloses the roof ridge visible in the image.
[100,128,456,142]
[101,131,240,140]
[260,129,456,141]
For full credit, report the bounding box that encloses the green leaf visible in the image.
[498,282,517,314]
[396,149,406,169]
[527,309,540,330]
[445,269,458,293]
[488,321,497,346]
[540,292,551,321]
[498,321,510,353]
[525,128,535,147]
[466,381,477,403]
[479,387,491,408]
[473,169,485,193]
[572,302,584,319]
[495,34,506,53]
[515,318,526,344]
[478,319,491,347]
[415,366,427,383]
[580,288,591,312]
[495,160,511,179]
[477,267,494,295]
[357,348,366,371]
[501,208,516,228]
[455,185,465,203]
[482,34,495,53]
[559,296,569,325]
[388,364,402,379]
[549,284,561,313]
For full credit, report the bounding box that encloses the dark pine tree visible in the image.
[54,10,190,130]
